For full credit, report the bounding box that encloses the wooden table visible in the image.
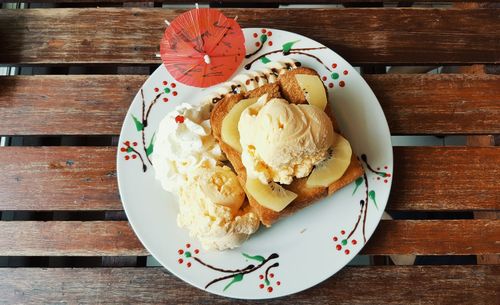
[0,1,499,304]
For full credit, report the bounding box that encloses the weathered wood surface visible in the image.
[0,146,498,211]
[0,8,498,65]
[0,266,498,304]
[1,74,498,135]
[0,220,497,256]
[0,147,120,211]
[3,0,497,3]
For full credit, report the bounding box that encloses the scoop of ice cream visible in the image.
[152,102,223,193]
[239,95,334,184]
[177,167,259,250]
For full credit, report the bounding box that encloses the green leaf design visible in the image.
[352,177,363,195]
[265,279,270,286]
[282,40,300,53]
[259,34,268,43]
[146,132,156,156]
[131,115,144,131]
[369,190,379,210]
[260,56,271,64]
[223,274,243,291]
[242,253,265,262]
[126,147,133,153]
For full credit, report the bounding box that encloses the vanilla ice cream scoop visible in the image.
[239,96,335,184]
[177,166,259,250]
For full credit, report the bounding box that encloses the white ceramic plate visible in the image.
[117,28,393,299]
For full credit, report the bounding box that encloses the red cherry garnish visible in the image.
[175,115,185,123]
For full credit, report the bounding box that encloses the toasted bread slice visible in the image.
[211,68,364,227]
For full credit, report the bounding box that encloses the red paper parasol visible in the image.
[160,8,245,88]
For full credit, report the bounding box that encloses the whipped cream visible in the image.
[152,102,223,193]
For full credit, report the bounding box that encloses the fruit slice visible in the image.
[306,134,352,187]
[246,178,298,212]
[221,97,258,152]
[295,74,328,110]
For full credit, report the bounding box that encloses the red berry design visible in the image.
[124,155,130,160]
[124,141,130,146]
[194,249,199,254]
[270,273,274,278]
[267,287,273,293]
[171,83,176,88]
[253,33,258,38]
[336,244,342,251]
[261,29,266,33]
[339,81,345,87]
[163,97,168,103]
[352,239,357,245]
[162,81,167,85]
[186,243,191,248]
[120,147,126,152]
[328,83,334,88]
[384,166,388,169]
[277,281,281,286]
[332,63,337,69]
[333,236,338,242]
[322,76,327,81]
[345,249,350,255]
[259,275,264,280]
[343,70,348,75]
[341,230,345,235]
[178,258,183,264]
[132,154,137,159]
[267,31,272,36]
[175,115,185,123]
[133,142,137,146]
[187,262,192,268]
[384,179,388,183]
[255,42,261,47]
[268,41,273,46]
[154,87,159,92]
[172,91,178,96]
[259,284,264,289]
[178,249,184,255]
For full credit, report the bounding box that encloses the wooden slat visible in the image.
[1,74,499,135]
[388,146,500,211]
[364,74,500,134]
[0,221,146,256]
[0,8,498,65]
[0,266,498,304]
[0,146,498,211]
[0,147,120,211]
[8,0,500,3]
[0,220,497,256]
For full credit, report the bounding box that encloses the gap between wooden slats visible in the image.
[0,8,498,65]
[0,74,498,135]
[0,146,498,211]
[0,220,497,256]
[0,266,498,304]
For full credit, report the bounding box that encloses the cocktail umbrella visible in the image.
[160,8,245,88]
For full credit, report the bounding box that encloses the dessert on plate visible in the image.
[153,59,364,249]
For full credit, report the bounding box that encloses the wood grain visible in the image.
[1,74,498,135]
[364,74,500,134]
[0,146,498,211]
[0,8,498,65]
[388,146,500,211]
[0,221,146,256]
[0,220,497,256]
[5,0,497,3]
[0,147,121,211]
[0,266,497,304]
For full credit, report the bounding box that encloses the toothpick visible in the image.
[234,16,238,21]
[164,19,170,26]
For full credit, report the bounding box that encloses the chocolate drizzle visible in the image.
[244,47,327,70]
